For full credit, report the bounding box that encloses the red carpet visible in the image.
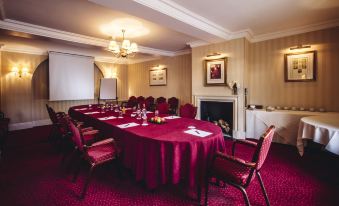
[0,125,338,206]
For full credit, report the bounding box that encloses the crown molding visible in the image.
[173,49,191,56]
[250,19,339,43]
[0,19,178,57]
[1,44,47,55]
[187,40,209,48]
[133,0,230,40]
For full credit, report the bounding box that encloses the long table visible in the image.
[69,105,225,195]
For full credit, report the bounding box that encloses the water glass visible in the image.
[155,110,159,117]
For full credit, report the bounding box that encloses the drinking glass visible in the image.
[137,109,141,120]
[155,110,159,117]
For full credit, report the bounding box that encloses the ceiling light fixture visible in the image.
[108,29,138,58]
[290,44,311,50]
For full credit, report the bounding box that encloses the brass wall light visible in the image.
[12,66,29,78]
[290,44,311,50]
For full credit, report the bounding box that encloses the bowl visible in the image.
[249,105,256,109]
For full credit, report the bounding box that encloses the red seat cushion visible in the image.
[87,143,116,164]
[212,155,255,186]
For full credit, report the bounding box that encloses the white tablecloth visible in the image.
[297,115,339,156]
[246,109,335,146]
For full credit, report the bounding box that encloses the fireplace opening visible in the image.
[200,101,234,138]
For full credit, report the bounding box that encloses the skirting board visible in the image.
[9,119,52,131]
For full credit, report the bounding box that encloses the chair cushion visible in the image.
[212,155,255,186]
[87,143,116,164]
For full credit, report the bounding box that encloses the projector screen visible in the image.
[49,52,94,101]
[99,78,117,100]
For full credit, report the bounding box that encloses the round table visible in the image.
[297,114,339,156]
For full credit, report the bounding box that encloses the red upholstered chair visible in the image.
[204,126,276,206]
[69,120,120,199]
[145,96,155,111]
[156,103,169,115]
[168,97,179,115]
[179,103,197,119]
[126,96,137,108]
[156,96,166,104]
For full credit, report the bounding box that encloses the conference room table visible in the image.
[69,105,225,197]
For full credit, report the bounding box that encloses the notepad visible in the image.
[98,116,116,121]
[164,116,181,120]
[184,129,212,138]
[84,111,100,114]
[75,108,88,111]
[117,122,139,129]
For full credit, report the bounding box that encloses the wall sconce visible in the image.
[206,52,221,57]
[290,44,311,50]
[12,66,29,78]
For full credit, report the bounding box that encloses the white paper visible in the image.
[84,111,100,115]
[98,116,117,121]
[164,116,181,120]
[117,122,139,129]
[184,129,212,138]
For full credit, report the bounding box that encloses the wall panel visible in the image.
[128,54,192,105]
[247,27,339,111]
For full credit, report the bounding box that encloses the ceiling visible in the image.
[1,0,339,59]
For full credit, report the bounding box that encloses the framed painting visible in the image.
[149,68,167,86]
[205,58,227,86]
[284,51,316,82]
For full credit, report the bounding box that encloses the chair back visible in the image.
[252,125,275,170]
[168,97,179,109]
[69,120,84,151]
[145,96,155,110]
[137,96,145,103]
[179,104,197,119]
[127,96,137,108]
[156,97,166,104]
[156,103,169,115]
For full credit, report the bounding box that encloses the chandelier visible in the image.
[108,29,138,58]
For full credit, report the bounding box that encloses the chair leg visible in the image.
[231,142,236,156]
[72,159,82,182]
[231,183,250,206]
[257,171,270,206]
[81,165,95,199]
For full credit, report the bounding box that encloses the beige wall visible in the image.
[191,38,246,132]
[0,51,127,125]
[246,27,339,111]
[95,62,128,101]
[128,54,192,105]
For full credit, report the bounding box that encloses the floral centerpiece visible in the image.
[149,116,166,124]
[228,80,240,95]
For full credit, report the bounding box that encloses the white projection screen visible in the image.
[49,52,94,101]
[99,78,117,100]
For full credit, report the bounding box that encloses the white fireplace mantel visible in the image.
[193,95,238,131]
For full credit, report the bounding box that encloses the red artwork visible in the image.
[210,64,221,79]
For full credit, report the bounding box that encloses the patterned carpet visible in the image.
[0,125,338,206]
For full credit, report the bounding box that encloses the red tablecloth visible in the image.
[69,105,225,191]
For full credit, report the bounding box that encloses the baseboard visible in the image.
[9,119,51,131]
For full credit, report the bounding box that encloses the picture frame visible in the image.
[149,68,167,86]
[284,51,316,82]
[204,57,227,86]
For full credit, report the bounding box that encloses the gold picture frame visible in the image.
[204,57,227,86]
[284,51,316,82]
[149,68,167,86]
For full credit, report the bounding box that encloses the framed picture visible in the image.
[149,68,167,86]
[284,51,316,82]
[205,58,227,86]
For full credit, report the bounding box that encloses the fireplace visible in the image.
[200,101,233,137]
[194,95,238,138]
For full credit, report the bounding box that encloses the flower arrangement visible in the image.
[149,117,166,124]
[228,80,240,95]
